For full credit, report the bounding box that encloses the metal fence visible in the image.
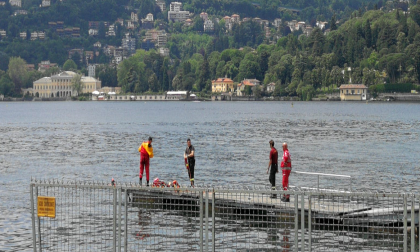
[30,179,420,252]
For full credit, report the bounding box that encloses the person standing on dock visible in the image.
[267,140,278,198]
[139,137,154,186]
[184,138,195,187]
[281,142,292,202]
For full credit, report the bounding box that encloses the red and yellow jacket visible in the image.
[139,142,154,158]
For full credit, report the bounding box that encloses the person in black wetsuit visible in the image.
[184,138,195,187]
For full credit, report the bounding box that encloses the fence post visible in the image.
[118,188,122,252]
[113,187,117,252]
[30,184,37,252]
[205,190,209,252]
[301,193,305,252]
[124,189,128,252]
[35,186,41,252]
[403,194,407,252]
[308,194,311,252]
[294,194,298,252]
[411,194,415,252]
[199,191,203,252]
[212,189,215,252]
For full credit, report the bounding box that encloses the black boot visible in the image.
[146,181,149,187]
[139,178,142,186]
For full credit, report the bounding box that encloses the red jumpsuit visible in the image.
[281,148,292,199]
[139,142,154,182]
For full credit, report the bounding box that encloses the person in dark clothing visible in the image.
[184,138,195,187]
[267,140,278,198]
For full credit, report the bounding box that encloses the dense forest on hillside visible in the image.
[1,0,420,98]
[117,6,420,99]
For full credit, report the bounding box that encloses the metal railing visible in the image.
[291,170,352,192]
[30,179,419,252]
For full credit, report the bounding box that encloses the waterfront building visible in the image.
[236,79,261,96]
[339,84,368,101]
[212,77,234,93]
[32,71,101,98]
[20,32,26,39]
[167,91,188,100]
[267,82,276,92]
[99,86,121,94]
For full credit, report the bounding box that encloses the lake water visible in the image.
[1,101,420,251]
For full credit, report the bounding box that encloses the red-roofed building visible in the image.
[212,77,234,93]
[237,79,260,96]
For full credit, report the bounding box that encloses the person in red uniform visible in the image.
[267,140,278,198]
[281,142,292,202]
[139,137,154,186]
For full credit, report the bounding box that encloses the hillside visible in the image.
[0,0,419,98]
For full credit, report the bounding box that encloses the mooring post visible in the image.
[294,194,298,252]
[30,184,37,252]
[403,194,407,252]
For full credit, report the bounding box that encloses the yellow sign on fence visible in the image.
[37,196,56,218]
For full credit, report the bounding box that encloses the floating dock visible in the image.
[128,188,420,234]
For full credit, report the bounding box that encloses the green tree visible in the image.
[63,59,77,71]
[148,73,158,92]
[8,57,27,94]
[71,74,83,96]
[198,54,210,91]
[254,85,262,98]
[0,75,14,96]
[411,2,420,27]
[0,52,9,71]
[193,17,204,32]
[364,19,372,48]
[330,14,337,31]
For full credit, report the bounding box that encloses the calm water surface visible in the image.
[1,101,420,251]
